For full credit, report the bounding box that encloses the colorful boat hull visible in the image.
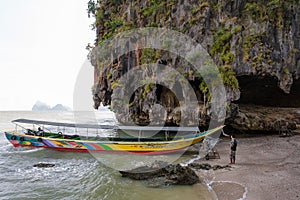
[4,126,223,154]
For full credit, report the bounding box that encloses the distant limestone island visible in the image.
[32,101,71,111]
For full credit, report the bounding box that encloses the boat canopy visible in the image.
[12,119,199,132]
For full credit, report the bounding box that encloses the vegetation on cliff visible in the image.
[88,0,300,131]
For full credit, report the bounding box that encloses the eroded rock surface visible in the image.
[33,163,55,168]
[88,0,300,132]
[119,162,199,187]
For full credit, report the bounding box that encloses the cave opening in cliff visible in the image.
[235,75,300,107]
[155,84,180,109]
[127,84,181,126]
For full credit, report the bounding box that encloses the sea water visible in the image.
[0,111,213,200]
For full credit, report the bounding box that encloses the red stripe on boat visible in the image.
[11,143,187,155]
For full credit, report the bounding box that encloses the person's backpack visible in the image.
[231,139,237,151]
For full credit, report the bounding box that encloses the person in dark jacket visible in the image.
[222,131,237,164]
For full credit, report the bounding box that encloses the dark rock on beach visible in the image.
[33,163,55,168]
[188,163,231,171]
[119,162,199,187]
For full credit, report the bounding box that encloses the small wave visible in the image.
[17,148,44,154]
[0,144,17,154]
[181,155,202,166]
[2,147,43,155]
[181,136,220,166]
[181,151,211,166]
[0,144,11,150]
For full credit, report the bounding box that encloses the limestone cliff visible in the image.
[88,0,300,131]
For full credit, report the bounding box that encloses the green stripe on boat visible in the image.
[98,144,112,150]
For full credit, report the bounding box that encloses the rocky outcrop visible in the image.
[32,101,51,111]
[32,101,71,111]
[119,161,232,187]
[119,162,199,187]
[51,104,71,111]
[188,163,231,171]
[33,163,55,168]
[226,105,299,131]
[88,0,300,131]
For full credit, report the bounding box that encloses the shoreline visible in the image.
[193,133,300,199]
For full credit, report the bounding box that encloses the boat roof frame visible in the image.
[12,119,200,132]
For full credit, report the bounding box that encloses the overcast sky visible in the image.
[0,0,95,110]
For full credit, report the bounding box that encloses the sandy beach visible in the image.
[195,133,300,200]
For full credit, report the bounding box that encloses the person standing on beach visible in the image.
[222,131,237,164]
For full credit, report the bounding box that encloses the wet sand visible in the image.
[195,133,300,199]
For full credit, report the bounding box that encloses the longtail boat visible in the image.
[4,119,223,155]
